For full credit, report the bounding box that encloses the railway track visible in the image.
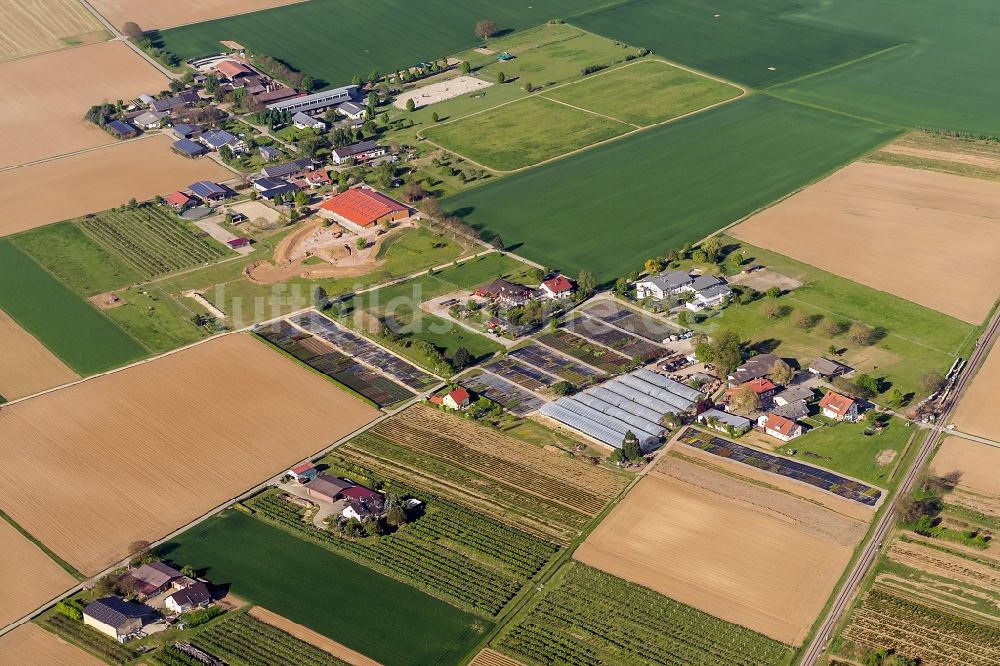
[800,307,1000,665]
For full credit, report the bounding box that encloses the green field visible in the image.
[542,59,742,126]
[690,239,976,399]
[570,0,895,88]
[445,95,898,283]
[159,0,613,87]
[423,95,630,171]
[157,511,486,666]
[102,286,208,354]
[0,241,147,375]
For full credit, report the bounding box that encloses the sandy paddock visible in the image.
[0,40,167,169]
[89,0,306,31]
[0,135,233,237]
[393,76,494,110]
[931,437,1000,496]
[0,333,379,575]
[0,310,79,400]
[575,457,865,645]
[0,623,104,665]
[0,0,107,62]
[249,607,382,666]
[731,162,1000,324]
[0,519,76,627]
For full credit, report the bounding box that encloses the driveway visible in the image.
[279,482,343,528]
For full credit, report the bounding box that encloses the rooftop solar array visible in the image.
[462,372,545,416]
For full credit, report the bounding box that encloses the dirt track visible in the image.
[0,519,76,628]
[574,459,862,646]
[732,162,1000,324]
[0,40,166,169]
[89,0,305,31]
[0,333,378,575]
[249,607,382,666]
[0,135,233,237]
[0,310,79,400]
[0,623,104,665]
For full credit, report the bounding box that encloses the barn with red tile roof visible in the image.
[318,187,410,231]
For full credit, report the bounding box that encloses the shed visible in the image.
[106,120,138,138]
[305,473,354,502]
[172,138,208,158]
[189,180,228,200]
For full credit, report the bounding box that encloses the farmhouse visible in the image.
[336,101,367,121]
[758,413,804,442]
[443,387,471,410]
[726,378,779,408]
[331,140,386,165]
[164,581,211,614]
[133,110,167,129]
[171,138,208,158]
[770,399,809,421]
[304,473,354,503]
[341,485,385,520]
[118,561,184,599]
[686,283,732,311]
[164,191,193,211]
[293,112,326,131]
[540,275,575,300]
[189,180,229,201]
[697,408,752,434]
[261,158,314,179]
[819,391,861,422]
[199,129,240,152]
[266,85,359,114]
[728,353,781,386]
[774,385,813,406]
[106,120,138,139]
[634,271,694,300]
[83,597,154,642]
[287,462,317,483]
[809,357,852,378]
[474,278,536,306]
[150,91,198,113]
[259,145,282,162]
[295,169,333,188]
[252,177,298,200]
[318,187,410,231]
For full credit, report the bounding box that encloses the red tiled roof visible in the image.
[341,486,381,501]
[543,275,573,293]
[303,169,332,184]
[819,391,855,416]
[728,378,777,395]
[319,188,408,227]
[763,413,797,437]
[449,387,470,404]
[290,462,315,475]
[165,191,191,207]
[216,60,252,78]
[430,395,444,404]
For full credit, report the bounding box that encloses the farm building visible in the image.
[83,597,154,642]
[819,391,861,422]
[173,124,201,139]
[341,486,385,520]
[293,112,326,131]
[266,85,359,114]
[164,191,193,210]
[118,561,184,599]
[809,357,852,378]
[259,145,282,161]
[435,387,470,410]
[726,377,779,407]
[331,140,387,165]
[150,90,198,113]
[336,101,366,120]
[774,385,814,406]
[540,369,702,451]
[133,110,167,129]
[287,462,318,483]
[770,399,809,420]
[261,158,314,179]
[728,353,781,386]
[318,187,410,231]
[106,120,138,139]
[164,581,211,613]
[540,275,575,300]
[686,283,732,311]
[758,413,804,442]
[634,271,694,300]
[697,408,752,434]
[252,177,298,200]
[215,60,253,81]
[172,138,209,158]
[199,129,239,152]
[474,278,536,306]
[304,473,354,503]
[190,181,229,201]
[227,238,251,250]
[296,169,333,188]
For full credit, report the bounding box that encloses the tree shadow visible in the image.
[750,338,782,354]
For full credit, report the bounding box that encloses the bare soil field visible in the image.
[0,135,233,237]
[0,333,378,575]
[90,0,306,31]
[868,131,1000,181]
[0,623,104,665]
[0,40,166,169]
[468,648,525,666]
[952,346,1000,441]
[0,0,107,62]
[931,437,1000,496]
[249,607,382,666]
[0,309,79,400]
[393,76,493,109]
[0,519,76,627]
[575,456,864,645]
[731,162,1000,324]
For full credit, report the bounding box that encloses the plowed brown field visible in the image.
[0,334,378,575]
[0,310,79,400]
[732,162,1000,324]
[574,457,865,645]
[951,345,1000,443]
[0,135,233,236]
[931,437,1000,496]
[0,519,76,627]
[90,0,306,31]
[249,607,382,666]
[0,623,104,665]
[0,0,107,62]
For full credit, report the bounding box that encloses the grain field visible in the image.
[0,519,76,627]
[0,309,79,400]
[0,623,104,665]
[0,0,107,62]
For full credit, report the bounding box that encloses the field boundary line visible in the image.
[0,508,83,580]
[0,132,164,173]
[130,0,311,32]
[767,42,910,91]
[764,90,903,129]
[76,0,177,78]
[0,27,113,67]
[535,94,639,128]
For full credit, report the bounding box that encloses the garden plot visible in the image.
[482,356,559,390]
[537,330,632,373]
[0,623,104,666]
[575,454,867,646]
[0,333,378,575]
[0,309,79,400]
[0,518,77,627]
[731,162,1000,324]
[249,607,381,666]
[393,75,492,109]
[461,371,546,415]
[0,40,166,169]
[509,344,603,386]
[563,315,666,362]
[583,300,676,342]
[0,0,107,62]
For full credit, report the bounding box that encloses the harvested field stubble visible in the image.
[931,437,1000,497]
[0,334,378,575]
[0,518,77,627]
[951,343,1000,441]
[89,0,307,31]
[0,309,79,399]
[0,40,166,169]
[732,162,1000,323]
[0,623,104,666]
[0,0,107,62]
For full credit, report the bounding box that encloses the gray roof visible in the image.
[691,274,725,291]
[729,353,780,384]
[639,270,692,292]
[634,368,704,403]
[696,284,731,300]
[810,357,851,375]
[259,145,282,159]
[261,157,314,178]
[150,95,189,113]
[337,101,365,115]
[83,597,153,628]
[306,473,354,499]
[698,408,752,429]
[771,400,809,420]
[266,85,359,112]
[774,385,814,404]
[293,111,323,126]
[173,138,207,156]
[200,129,237,148]
[539,402,659,451]
[167,581,210,608]
[333,139,379,159]
[135,110,167,126]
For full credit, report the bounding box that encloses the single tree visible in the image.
[677,310,690,327]
[919,372,946,395]
[491,235,505,251]
[621,430,642,460]
[524,81,533,93]
[766,286,782,299]
[313,285,329,309]
[855,373,880,395]
[405,98,416,112]
[122,22,143,39]
[888,387,905,407]
[475,19,499,40]
[496,71,506,84]
[770,359,794,386]
[644,258,663,275]
[694,340,714,363]
[453,347,471,369]
[701,235,722,262]
[356,237,367,250]
[710,330,743,374]
[577,270,595,298]
[821,318,843,337]
[301,76,315,91]
[551,381,574,396]
[848,321,876,346]
[367,91,379,108]
[791,310,813,330]
[761,302,782,319]
[614,276,629,296]
[180,564,196,578]
[432,111,440,122]
[730,384,760,414]
[460,61,471,75]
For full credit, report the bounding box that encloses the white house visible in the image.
[634,271,694,300]
[697,408,751,434]
[293,112,326,131]
[540,275,574,300]
[164,582,211,614]
[443,387,470,410]
[819,391,861,422]
[757,413,803,442]
[685,283,732,311]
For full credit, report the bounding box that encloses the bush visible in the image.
[183,604,225,628]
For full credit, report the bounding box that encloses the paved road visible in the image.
[799,306,1000,665]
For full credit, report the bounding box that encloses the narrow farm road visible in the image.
[77,0,179,79]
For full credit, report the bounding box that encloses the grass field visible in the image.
[157,510,486,666]
[0,241,146,375]
[446,95,898,283]
[570,0,895,88]
[423,95,630,171]
[159,0,612,87]
[542,59,742,126]
[102,286,208,354]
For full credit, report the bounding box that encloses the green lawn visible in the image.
[0,241,147,375]
[423,95,631,171]
[11,222,142,296]
[159,0,612,88]
[445,95,899,284]
[542,59,742,126]
[103,286,208,354]
[570,0,896,88]
[156,511,486,666]
[434,252,540,289]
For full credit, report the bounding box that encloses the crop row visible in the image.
[194,612,349,666]
[41,614,135,664]
[248,492,521,615]
[537,330,632,372]
[146,645,207,666]
[495,564,790,666]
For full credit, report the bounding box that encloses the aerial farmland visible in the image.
[0,1,998,665]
